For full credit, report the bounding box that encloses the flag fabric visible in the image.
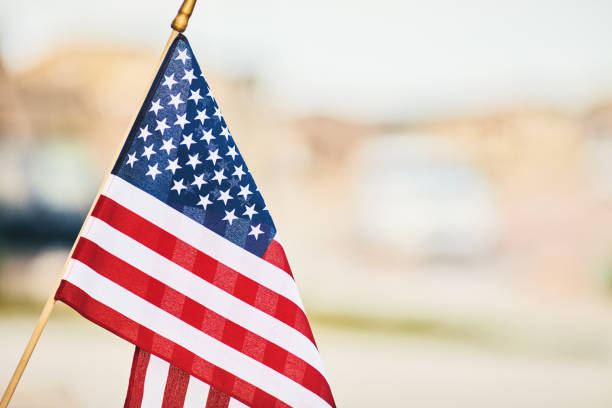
[54,33,335,408]
[124,348,245,408]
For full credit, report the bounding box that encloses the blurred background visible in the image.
[2,0,612,406]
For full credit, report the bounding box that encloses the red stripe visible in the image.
[162,364,191,408]
[56,280,295,408]
[91,195,316,345]
[205,387,230,408]
[124,347,150,408]
[262,240,293,277]
[70,238,334,406]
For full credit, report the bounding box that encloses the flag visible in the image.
[55,34,335,408]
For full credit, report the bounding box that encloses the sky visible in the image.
[2,0,612,121]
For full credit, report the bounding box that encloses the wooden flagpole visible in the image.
[0,1,197,406]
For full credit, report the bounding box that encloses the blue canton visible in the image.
[113,35,276,257]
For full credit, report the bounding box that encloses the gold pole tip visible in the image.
[171,0,197,33]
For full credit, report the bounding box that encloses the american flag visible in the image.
[55,34,335,408]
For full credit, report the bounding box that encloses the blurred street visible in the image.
[3,300,612,407]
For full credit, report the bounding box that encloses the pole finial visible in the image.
[171,0,197,33]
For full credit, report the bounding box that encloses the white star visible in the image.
[212,169,227,185]
[248,224,264,240]
[126,152,138,168]
[175,48,190,64]
[206,149,221,165]
[214,106,222,120]
[165,158,181,174]
[171,178,187,195]
[237,184,252,200]
[232,165,246,180]
[226,145,239,160]
[195,108,209,124]
[142,144,156,160]
[156,118,170,135]
[146,163,161,180]
[197,194,212,209]
[168,93,184,110]
[162,74,177,89]
[174,113,190,129]
[182,69,197,84]
[186,153,202,170]
[200,128,215,144]
[218,189,233,205]
[243,204,258,220]
[180,133,196,150]
[188,89,203,104]
[192,173,207,189]
[149,99,163,115]
[206,87,215,101]
[160,138,176,154]
[137,125,152,142]
[220,126,231,140]
[222,208,238,225]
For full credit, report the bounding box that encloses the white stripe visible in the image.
[64,260,330,408]
[183,376,211,408]
[101,175,304,310]
[81,216,324,375]
[141,355,170,408]
[228,398,249,408]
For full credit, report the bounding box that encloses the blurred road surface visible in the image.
[2,308,612,407]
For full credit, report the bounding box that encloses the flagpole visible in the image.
[0,1,197,407]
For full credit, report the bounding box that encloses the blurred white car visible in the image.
[351,134,499,260]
